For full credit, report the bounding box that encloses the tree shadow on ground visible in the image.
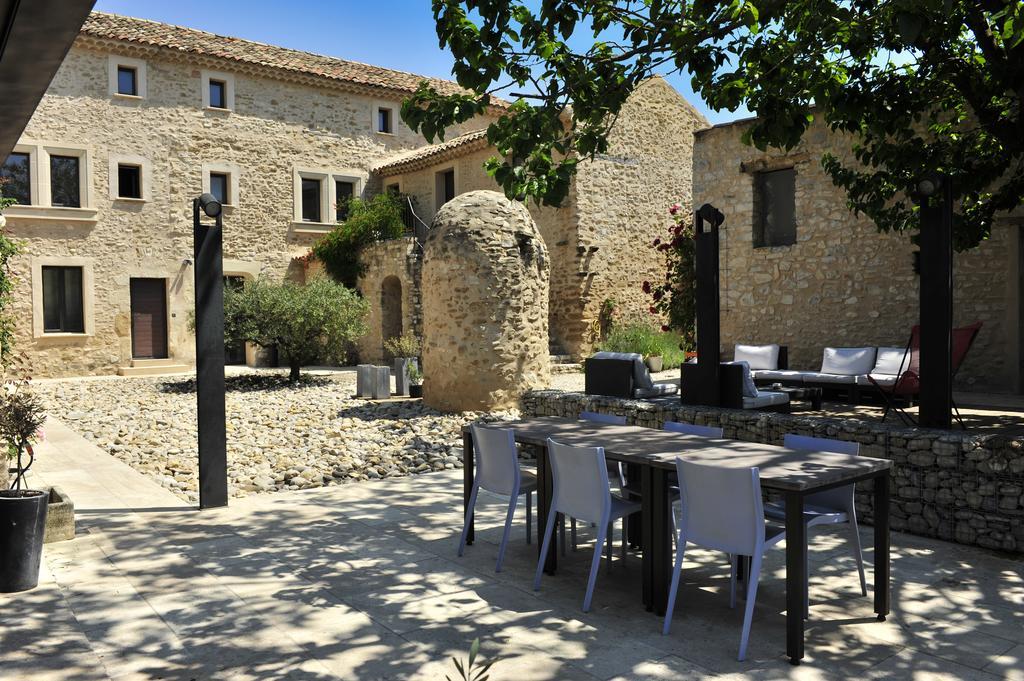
[158,374,334,395]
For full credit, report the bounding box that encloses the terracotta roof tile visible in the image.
[81,11,485,101]
[372,129,492,175]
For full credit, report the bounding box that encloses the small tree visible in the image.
[225,276,369,381]
[1,379,46,492]
[644,203,696,350]
[311,193,407,287]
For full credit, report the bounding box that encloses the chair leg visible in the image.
[662,533,687,635]
[737,553,763,662]
[584,522,608,612]
[849,515,868,597]
[606,523,613,566]
[533,506,559,591]
[495,493,518,573]
[803,530,810,619]
[458,483,480,557]
[621,517,628,559]
[560,514,567,557]
[525,491,532,545]
[953,399,967,429]
[571,517,577,550]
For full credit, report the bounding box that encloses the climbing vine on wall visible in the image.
[644,203,696,351]
[311,193,407,288]
[0,180,23,365]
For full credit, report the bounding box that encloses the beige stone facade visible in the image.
[694,118,1023,393]
[379,77,708,357]
[3,15,490,377]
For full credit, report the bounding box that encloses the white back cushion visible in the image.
[821,347,877,376]
[724,360,759,397]
[592,351,654,389]
[872,347,907,376]
[734,343,780,371]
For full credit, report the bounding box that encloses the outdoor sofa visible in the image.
[584,352,678,399]
[736,343,906,402]
[680,360,791,412]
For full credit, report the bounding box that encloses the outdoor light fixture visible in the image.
[197,192,222,218]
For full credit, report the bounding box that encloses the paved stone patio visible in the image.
[2,417,1022,680]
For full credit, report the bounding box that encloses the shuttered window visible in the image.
[754,168,796,248]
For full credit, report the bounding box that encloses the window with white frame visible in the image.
[376,106,394,134]
[32,256,95,337]
[108,55,147,99]
[201,163,240,207]
[109,154,151,202]
[1,151,32,205]
[292,169,364,227]
[435,167,456,212]
[201,71,235,111]
[1,143,92,215]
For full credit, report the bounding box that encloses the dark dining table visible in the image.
[461,416,893,665]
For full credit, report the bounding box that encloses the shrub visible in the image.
[383,331,421,358]
[599,323,687,370]
[644,202,696,350]
[311,193,406,287]
[224,276,369,381]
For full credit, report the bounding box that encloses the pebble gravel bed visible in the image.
[35,373,516,503]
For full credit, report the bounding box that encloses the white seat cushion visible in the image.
[801,372,857,385]
[742,391,790,409]
[872,346,907,376]
[752,369,806,383]
[634,384,678,398]
[856,373,898,387]
[592,351,654,389]
[820,347,877,376]
[734,344,780,371]
[724,360,758,397]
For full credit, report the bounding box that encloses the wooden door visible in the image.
[130,278,168,359]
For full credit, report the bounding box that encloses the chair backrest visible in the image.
[470,424,521,496]
[664,421,724,438]
[580,411,627,426]
[675,459,764,555]
[952,321,983,374]
[547,438,611,524]
[784,433,859,510]
[591,351,655,389]
[584,358,635,398]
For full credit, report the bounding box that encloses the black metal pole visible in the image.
[694,204,724,406]
[194,199,228,508]
[917,175,954,429]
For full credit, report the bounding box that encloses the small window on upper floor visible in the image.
[753,167,796,248]
[209,80,227,109]
[386,183,400,196]
[335,180,354,222]
[1,152,32,205]
[435,168,455,212]
[209,172,229,205]
[201,71,235,111]
[50,155,81,208]
[117,164,142,199]
[301,178,322,222]
[117,66,138,96]
[377,107,393,134]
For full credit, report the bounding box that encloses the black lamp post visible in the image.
[914,173,954,429]
[681,203,725,406]
[193,193,228,508]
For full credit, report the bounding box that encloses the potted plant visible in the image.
[384,331,421,396]
[407,364,424,399]
[0,379,48,593]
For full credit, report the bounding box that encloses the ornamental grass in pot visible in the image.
[0,379,48,593]
[407,364,424,399]
[385,332,421,396]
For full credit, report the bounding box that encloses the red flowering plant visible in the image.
[643,202,696,351]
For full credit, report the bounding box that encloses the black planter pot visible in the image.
[409,384,423,398]
[0,489,49,593]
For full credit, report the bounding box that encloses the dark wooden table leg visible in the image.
[626,462,642,548]
[641,466,671,614]
[536,444,557,575]
[463,430,474,545]
[786,491,805,665]
[874,471,891,621]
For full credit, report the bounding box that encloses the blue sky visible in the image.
[93,0,748,125]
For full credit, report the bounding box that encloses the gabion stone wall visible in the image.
[521,390,1024,554]
[422,191,551,412]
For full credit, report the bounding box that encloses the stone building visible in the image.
[694,117,1023,393]
[2,12,706,377]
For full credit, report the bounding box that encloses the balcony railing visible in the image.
[401,195,430,251]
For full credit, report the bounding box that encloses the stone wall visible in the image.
[7,41,490,377]
[355,237,421,363]
[384,77,708,358]
[422,191,551,412]
[522,390,1024,553]
[694,118,1022,393]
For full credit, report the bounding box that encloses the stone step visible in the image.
[117,363,192,377]
[549,354,575,364]
[129,358,180,368]
[551,362,582,374]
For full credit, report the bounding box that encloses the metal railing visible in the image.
[401,195,430,250]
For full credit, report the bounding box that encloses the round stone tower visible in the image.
[421,190,551,412]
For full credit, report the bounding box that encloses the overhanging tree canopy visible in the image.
[402,0,1024,250]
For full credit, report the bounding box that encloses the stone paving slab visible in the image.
[2,418,1022,679]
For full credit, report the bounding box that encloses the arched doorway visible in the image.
[381,275,403,357]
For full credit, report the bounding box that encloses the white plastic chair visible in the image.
[663,459,785,661]
[764,434,866,616]
[566,411,629,553]
[458,424,536,572]
[533,438,641,612]
[663,421,724,438]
